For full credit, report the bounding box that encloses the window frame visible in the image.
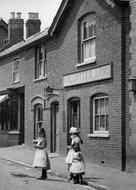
[77,14,96,67]
[35,45,47,80]
[92,95,109,136]
[12,58,20,83]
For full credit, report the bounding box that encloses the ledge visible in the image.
[8,131,20,135]
[88,133,110,138]
[33,75,47,82]
[75,57,96,67]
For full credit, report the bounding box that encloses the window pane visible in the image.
[38,60,42,76]
[106,115,109,130]
[38,47,43,60]
[14,61,19,71]
[13,72,19,82]
[100,99,105,114]
[106,98,109,113]
[83,39,95,61]
[100,115,105,130]
[95,116,99,131]
[83,20,95,40]
[95,99,99,114]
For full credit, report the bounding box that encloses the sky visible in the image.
[0,0,62,30]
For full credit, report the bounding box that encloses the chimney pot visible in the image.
[10,12,15,19]
[28,12,39,20]
[16,12,21,19]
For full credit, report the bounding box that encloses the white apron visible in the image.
[70,151,85,174]
[33,138,50,169]
[65,136,81,164]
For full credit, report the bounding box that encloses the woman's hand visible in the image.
[66,145,71,150]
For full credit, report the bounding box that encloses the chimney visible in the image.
[8,12,24,45]
[26,12,41,38]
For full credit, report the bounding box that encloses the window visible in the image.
[81,16,96,64]
[0,100,9,130]
[13,59,20,83]
[93,96,109,134]
[35,45,47,79]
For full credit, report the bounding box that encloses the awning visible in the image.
[0,94,9,104]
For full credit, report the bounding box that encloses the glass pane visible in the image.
[14,61,19,71]
[83,20,95,39]
[83,39,95,60]
[38,47,43,60]
[106,98,109,113]
[95,99,99,114]
[95,116,99,131]
[83,22,87,39]
[100,99,105,114]
[38,60,42,76]
[106,115,109,130]
[100,115,105,131]
[13,72,19,82]
[89,24,94,37]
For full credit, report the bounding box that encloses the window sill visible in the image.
[8,131,20,135]
[76,57,96,67]
[33,75,47,82]
[88,133,110,138]
[12,81,20,85]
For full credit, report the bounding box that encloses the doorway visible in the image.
[50,102,59,153]
[34,103,43,139]
[67,97,80,145]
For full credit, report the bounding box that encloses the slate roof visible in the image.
[0,0,129,59]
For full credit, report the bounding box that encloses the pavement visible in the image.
[0,145,135,190]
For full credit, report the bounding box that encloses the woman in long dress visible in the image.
[65,127,83,182]
[33,128,50,180]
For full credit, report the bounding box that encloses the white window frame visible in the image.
[81,17,96,65]
[93,96,109,135]
[35,45,47,79]
[12,58,20,83]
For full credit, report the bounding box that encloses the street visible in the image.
[0,159,93,190]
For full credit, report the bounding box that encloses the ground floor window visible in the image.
[0,100,9,130]
[93,94,109,134]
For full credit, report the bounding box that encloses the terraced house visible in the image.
[1,0,136,172]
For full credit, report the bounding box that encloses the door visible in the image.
[34,104,43,139]
[51,102,59,153]
[67,97,80,145]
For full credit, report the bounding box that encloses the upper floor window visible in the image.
[93,95,109,134]
[81,16,96,64]
[35,45,47,79]
[13,58,20,83]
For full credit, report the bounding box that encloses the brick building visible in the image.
[0,0,136,172]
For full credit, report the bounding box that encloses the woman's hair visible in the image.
[39,128,46,137]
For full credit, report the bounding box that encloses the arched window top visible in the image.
[31,95,44,110]
[68,97,80,102]
[92,93,108,99]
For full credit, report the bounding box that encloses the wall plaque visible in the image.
[63,64,111,87]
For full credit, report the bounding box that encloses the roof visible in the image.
[0,0,129,59]
[0,28,49,59]
[0,18,8,31]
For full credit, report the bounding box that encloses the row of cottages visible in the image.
[0,0,136,172]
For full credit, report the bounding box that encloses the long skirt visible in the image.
[33,148,50,170]
[70,160,85,174]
